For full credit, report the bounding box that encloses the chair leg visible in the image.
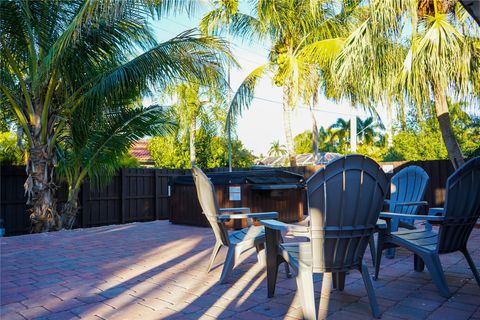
[219,246,239,284]
[374,229,386,280]
[296,266,316,320]
[207,242,222,272]
[461,248,480,287]
[359,263,381,318]
[284,262,292,278]
[332,272,346,291]
[255,243,266,266]
[279,234,292,278]
[385,219,400,259]
[423,253,450,298]
[414,254,425,272]
[369,235,376,266]
[318,273,332,320]
[266,229,280,298]
[385,247,395,259]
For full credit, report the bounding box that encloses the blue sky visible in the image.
[148,2,380,155]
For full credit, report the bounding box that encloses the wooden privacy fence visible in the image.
[0,167,178,236]
[1,160,457,236]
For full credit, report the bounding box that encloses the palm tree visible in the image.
[357,116,385,145]
[328,118,350,151]
[57,105,172,229]
[333,0,480,168]
[293,131,313,154]
[202,0,354,166]
[163,80,227,167]
[0,0,231,231]
[268,140,288,157]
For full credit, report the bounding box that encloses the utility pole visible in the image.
[227,35,232,172]
[350,111,357,153]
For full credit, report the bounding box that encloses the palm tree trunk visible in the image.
[433,84,464,169]
[189,119,196,167]
[310,92,319,162]
[283,84,297,167]
[385,102,393,148]
[26,141,61,232]
[61,186,80,230]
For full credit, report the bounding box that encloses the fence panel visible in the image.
[0,166,29,235]
[83,175,122,227]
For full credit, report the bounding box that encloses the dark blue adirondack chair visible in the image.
[376,157,480,297]
[374,166,429,268]
[191,166,290,284]
[262,155,389,319]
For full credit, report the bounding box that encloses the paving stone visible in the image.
[398,297,443,311]
[251,301,292,317]
[0,312,27,320]
[326,310,369,320]
[0,302,28,315]
[70,302,115,317]
[427,306,474,320]
[231,310,275,320]
[384,304,430,319]
[18,306,51,319]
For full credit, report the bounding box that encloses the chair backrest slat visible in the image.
[389,166,429,218]
[438,157,480,253]
[307,155,388,272]
[192,166,230,246]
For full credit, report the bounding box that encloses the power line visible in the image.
[251,96,357,117]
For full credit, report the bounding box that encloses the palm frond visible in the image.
[226,63,270,129]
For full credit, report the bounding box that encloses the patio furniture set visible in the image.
[191,155,480,320]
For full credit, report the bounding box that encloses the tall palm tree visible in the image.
[268,140,288,157]
[333,0,480,168]
[0,0,231,231]
[202,0,354,166]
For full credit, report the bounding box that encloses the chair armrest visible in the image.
[386,200,428,207]
[219,207,250,213]
[428,208,444,216]
[217,212,278,222]
[379,212,445,222]
[261,219,309,234]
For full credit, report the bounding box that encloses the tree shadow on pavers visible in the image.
[156,250,299,319]
[26,244,211,319]
[11,224,216,319]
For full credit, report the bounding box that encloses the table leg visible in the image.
[266,228,280,298]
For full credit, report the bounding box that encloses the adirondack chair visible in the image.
[376,157,480,297]
[374,166,429,265]
[191,166,289,284]
[262,155,389,319]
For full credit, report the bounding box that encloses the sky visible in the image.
[149,2,385,156]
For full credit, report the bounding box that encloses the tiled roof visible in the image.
[255,152,342,167]
[130,141,153,163]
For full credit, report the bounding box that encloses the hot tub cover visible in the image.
[173,169,305,187]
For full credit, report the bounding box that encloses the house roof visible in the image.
[255,152,342,167]
[130,141,154,164]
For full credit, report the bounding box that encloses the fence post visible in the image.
[155,170,160,220]
[121,169,127,224]
[81,182,89,228]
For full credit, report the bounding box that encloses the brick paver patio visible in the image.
[1,220,479,320]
